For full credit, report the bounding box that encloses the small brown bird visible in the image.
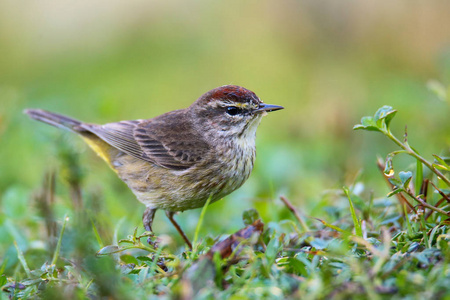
[25,85,283,249]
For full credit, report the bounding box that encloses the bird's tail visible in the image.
[24,109,84,132]
[25,109,118,166]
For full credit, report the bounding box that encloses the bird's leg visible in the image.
[165,211,193,250]
[142,207,157,245]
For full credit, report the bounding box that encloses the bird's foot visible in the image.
[142,207,158,246]
[139,230,158,248]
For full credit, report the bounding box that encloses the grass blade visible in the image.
[314,218,351,235]
[52,215,69,266]
[415,160,423,194]
[192,195,212,253]
[14,241,31,277]
[91,217,104,249]
[343,187,363,237]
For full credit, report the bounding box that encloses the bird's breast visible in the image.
[212,137,256,195]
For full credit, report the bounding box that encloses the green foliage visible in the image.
[1,105,450,298]
[353,105,397,133]
[355,105,450,215]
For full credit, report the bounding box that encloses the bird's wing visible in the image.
[82,111,210,170]
[134,110,210,170]
[82,120,146,159]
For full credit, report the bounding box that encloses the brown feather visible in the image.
[79,110,211,171]
[134,110,210,170]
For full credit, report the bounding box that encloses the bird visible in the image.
[25,85,283,249]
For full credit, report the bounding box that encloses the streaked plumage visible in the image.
[25,85,283,248]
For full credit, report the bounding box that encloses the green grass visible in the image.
[1,105,450,299]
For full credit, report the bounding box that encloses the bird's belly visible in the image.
[110,149,255,212]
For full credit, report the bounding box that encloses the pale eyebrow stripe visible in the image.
[209,100,252,109]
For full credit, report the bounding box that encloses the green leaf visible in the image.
[120,254,139,265]
[265,235,282,265]
[433,155,450,171]
[407,242,421,253]
[399,171,413,189]
[388,177,402,187]
[374,106,397,129]
[387,188,404,197]
[0,275,6,288]
[96,245,120,256]
[136,256,152,263]
[353,116,381,132]
[434,164,450,172]
[309,238,329,250]
[242,208,260,226]
[279,257,308,276]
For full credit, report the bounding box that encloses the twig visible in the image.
[280,196,310,232]
[387,133,450,186]
[403,189,449,217]
[429,181,450,203]
[424,197,448,220]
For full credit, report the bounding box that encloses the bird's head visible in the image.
[189,85,283,141]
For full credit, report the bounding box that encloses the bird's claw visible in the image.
[140,231,159,248]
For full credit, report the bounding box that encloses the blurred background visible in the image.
[1,0,449,255]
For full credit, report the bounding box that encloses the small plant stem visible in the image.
[403,189,449,217]
[403,205,413,237]
[280,196,310,232]
[429,181,450,203]
[386,131,450,186]
[314,217,349,234]
[85,279,94,292]
[424,197,447,220]
[135,244,158,254]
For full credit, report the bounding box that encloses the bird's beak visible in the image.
[255,103,284,113]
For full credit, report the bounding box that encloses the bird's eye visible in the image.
[226,106,240,116]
